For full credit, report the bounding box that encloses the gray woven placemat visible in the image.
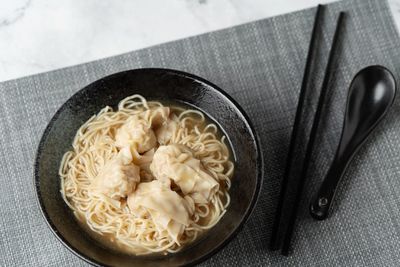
[1,0,400,266]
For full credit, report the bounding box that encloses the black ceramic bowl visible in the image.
[34,68,263,267]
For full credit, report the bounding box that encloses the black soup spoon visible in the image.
[310,65,396,220]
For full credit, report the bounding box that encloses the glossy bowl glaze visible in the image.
[34,68,263,266]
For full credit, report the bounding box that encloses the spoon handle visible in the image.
[309,151,352,220]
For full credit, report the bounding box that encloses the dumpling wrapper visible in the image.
[121,147,154,169]
[148,210,185,244]
[148,107,170,128]
[115,116,156,153]
[127,180,191,243]
[127,180,190,226]
[90,150,140,200]
[136,106,170,129]
[150,144,219,204]
[155,118,179,145]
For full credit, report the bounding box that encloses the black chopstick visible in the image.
[281,12,346,256]
[269,4,325,251]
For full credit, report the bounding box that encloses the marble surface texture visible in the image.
[1,0,400,82]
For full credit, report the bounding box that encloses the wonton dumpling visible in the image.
[150,144,219,203]
[127,180,192,242]
[90,152,140,200]
[115,116,156,153]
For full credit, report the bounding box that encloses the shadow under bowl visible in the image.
[34,68,263,266]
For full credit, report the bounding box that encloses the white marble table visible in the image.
[1,0,399,82]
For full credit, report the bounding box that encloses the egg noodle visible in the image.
[59,95,233,255]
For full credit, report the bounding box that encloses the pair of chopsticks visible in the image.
[270,5,346,255]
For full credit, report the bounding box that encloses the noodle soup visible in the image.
[59,95,234,255]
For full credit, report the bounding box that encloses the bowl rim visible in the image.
[33,67,264,267]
